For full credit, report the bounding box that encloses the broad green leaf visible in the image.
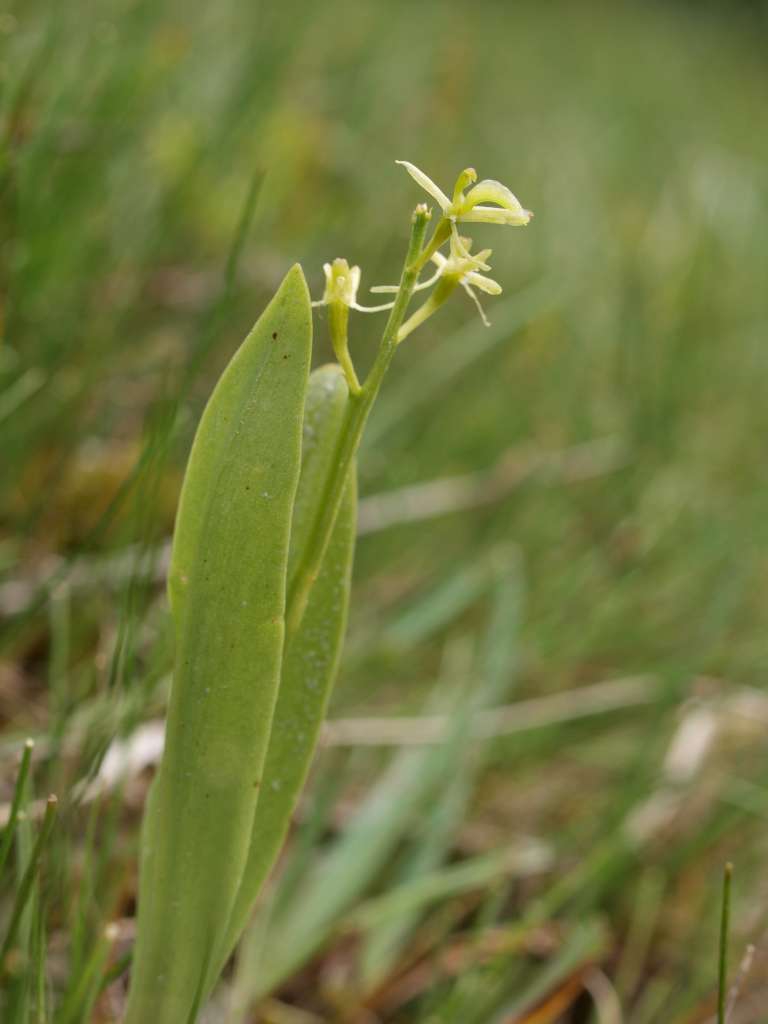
[125,265,312,1024]
[208,363,357,987]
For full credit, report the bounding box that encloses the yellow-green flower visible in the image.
[374,233,501,327]
[396,160,532,228]
[311,258,393,394]
[374,234,503,339]
[311,258,394,314]
[428,243,501,327]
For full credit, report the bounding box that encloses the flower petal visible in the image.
[349,264,361,296]
[465,179,528,213]
[464,247,493,273]
[461,205,532,226]
[351,300,396,313]
[452,167,477,204]
[396,160,451,211]
[461,282,491,327]
[449,225,488,268]
[374,263,443,296]
[465,271,502,295]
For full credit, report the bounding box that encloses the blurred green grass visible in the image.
[2,0,768,1020]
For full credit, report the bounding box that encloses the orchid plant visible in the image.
[124,160,531,1023]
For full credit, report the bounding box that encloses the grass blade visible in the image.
[0,795,57,976]
[0,739,34,880]
[718,862,733,1024]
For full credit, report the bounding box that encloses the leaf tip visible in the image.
[284,261,310,295]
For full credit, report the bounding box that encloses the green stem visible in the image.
[329,301,361,396]
[397,276,458,344]
[285,205,431,636]
[413,216,450,272]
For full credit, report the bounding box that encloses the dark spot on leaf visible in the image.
[272,331,278,340]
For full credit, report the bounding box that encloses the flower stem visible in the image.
[285,205,431,636]
[329,301,362,395]
[397,276,458,344]
[413,216,450,272]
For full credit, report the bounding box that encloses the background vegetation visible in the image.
[2,0,768,1020]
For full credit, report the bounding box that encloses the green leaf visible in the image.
[125,265,312,1024]
[208,363,357,989]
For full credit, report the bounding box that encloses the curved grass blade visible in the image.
[208,364,357,987]
[0,796,57,977]
[0,739,34,880]
[125,265,312,1024]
